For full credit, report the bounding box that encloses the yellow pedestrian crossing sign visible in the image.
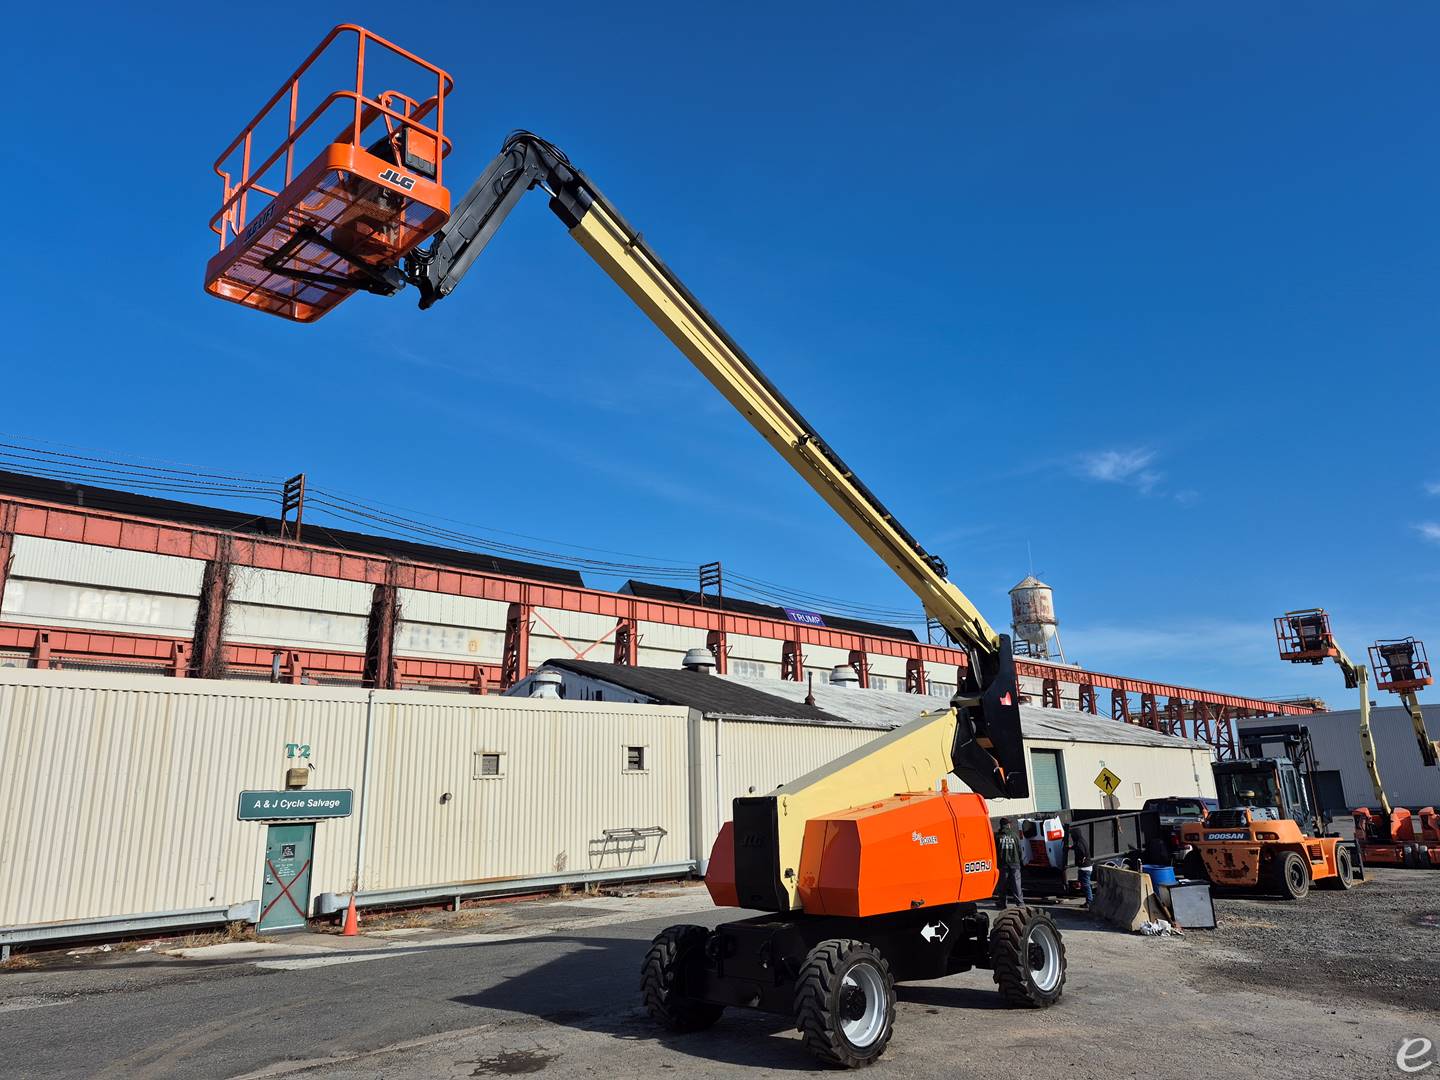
[1094,767,1122,796]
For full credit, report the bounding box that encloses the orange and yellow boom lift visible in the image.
[1272,611,1440,869]
[1355,637,1440,867]
[204,27,1063,1068]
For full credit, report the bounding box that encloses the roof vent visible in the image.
[682,648,715,674]
[530,669,563,699]
[830,665,859,688]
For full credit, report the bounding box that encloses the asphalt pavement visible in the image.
[0,877,1433,1080]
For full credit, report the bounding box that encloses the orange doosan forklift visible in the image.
[1174,610,1367,899]
[203,27,1065,1067]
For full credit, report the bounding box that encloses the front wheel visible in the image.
[989,906,1066,1007]
[793,938,896,1068]
[640,925,724,1032]
[1269,850,1311,900]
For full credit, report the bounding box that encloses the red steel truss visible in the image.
[0,494,1313,756]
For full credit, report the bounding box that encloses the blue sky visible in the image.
[4,4,1438,702]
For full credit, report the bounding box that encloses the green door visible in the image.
[1030,749,1067,812]
[259,823,315,932]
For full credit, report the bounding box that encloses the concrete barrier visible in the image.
[1092,864,1164,931]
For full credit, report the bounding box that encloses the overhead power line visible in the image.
[0,434,930,631]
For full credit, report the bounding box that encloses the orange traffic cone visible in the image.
[341,895,360,937]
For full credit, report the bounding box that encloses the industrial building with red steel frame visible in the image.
[0,468,1313,762]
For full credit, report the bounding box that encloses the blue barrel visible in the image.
[1143,863,1178,887]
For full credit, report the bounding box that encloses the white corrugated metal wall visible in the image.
[688,717,885,866]
[1,666,1220,935]
[0,668,690,931]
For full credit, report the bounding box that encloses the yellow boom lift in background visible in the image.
[1275,610,1440,868]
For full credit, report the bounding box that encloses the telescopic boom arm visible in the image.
[404,132,1026,799]
[1276,610,1389,816]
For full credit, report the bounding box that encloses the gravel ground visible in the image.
[1188,866,1439,1008]
[3,875,1436,1079]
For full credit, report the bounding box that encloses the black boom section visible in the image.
[951,635,1028,800]
[731,796,788,912]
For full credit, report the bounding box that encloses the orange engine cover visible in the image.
[798,791,997,917]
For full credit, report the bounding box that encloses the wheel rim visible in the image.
[839,960,887,1048]
[1025,922,1063,993]
[1288,858,1306,892]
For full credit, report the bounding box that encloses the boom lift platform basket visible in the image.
[204,26,453,322]
[1275,609,1351,679]
[1369,637,1433,694]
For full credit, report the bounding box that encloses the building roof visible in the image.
[619,580,918,642]
[726,674,1206,749]
[542,659,852,724]
[541,659,1206,749]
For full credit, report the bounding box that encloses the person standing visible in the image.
[1070,827,1093,907]
[995,818,1025,909]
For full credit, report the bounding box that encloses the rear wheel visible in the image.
[793,938,896,1068]
[1181,849,1209,882]
[640,925,724,1032]
[989,906,1066,1007]
[1269,850,1311,900]
[1319,845,1354,890]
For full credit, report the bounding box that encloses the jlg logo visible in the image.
[378,168,417,191]
[240,202,276,243]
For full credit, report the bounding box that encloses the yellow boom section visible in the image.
[567,199,998,655]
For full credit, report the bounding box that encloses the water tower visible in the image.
[1009,575,1066,662]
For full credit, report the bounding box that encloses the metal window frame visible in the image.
[473,750,506,779]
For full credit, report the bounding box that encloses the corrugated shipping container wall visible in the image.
[0,668,690,930]
[689,717,884,864]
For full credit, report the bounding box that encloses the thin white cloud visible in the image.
[1416,523,1440,544]
[1426,482,1440,496]
[1074,448,1184,501]
[1078,448,1156,485]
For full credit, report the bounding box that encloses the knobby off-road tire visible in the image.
[640,925,724,1032]
[793,938,896,1068]
[1269,850,1311,900]
[989,906,1066,1008]
[1318,845,1354,890]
